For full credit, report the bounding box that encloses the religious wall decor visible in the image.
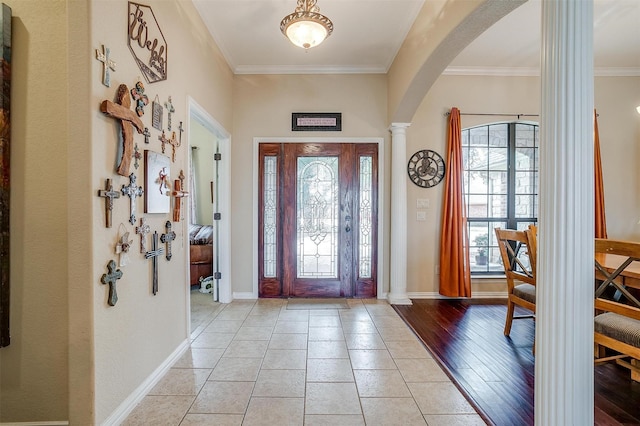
[96,44,116,87]
[121,172,144,225]
[101,259,123,307]
[144,150,170,214]
[151,95,163,130]
[170,178,189,222]
[0,3,11,348]
[133,143,142,169]
[115,224,133,267]
[97,178,121,228]
[164,96,175,131]
[292,112,342,131]
[143,127,151,144]
[160,221,176,261]
[145,231,164,295]
[100,84,145,176]
[130,80,149,116]
[135,217,150,253]
[128,1,167,84]
[178,121,184,144]
[165,131,180,162]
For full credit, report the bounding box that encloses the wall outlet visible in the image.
[416,211,427,221]
[417,198,429,209]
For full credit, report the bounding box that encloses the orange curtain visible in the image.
[594,109,608,239]
[439,107,471,297]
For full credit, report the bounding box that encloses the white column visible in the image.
[388,123,412,305]
[536,1,594,425]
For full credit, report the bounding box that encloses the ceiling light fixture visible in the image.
[280,0,333,50]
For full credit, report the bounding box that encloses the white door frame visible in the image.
[187,97,232,312]
[252,137,386,299]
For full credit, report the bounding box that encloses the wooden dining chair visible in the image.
[594,238,640,382]
[495,227,537,336]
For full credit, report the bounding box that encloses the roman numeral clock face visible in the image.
[407,149,446,188]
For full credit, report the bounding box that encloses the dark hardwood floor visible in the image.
[393,299,640,426]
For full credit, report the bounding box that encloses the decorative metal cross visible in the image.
[170,179,189,222]
[160,221,176,261]
[145,231,164,295]
[135,217,150,253]
[97,178,121,228]
[130,81,149,117]
[121,173,144,225]
[100,84,145,176]
[95,45,116,87]
[166,131,180,162]
[165,96,175,131]
[143,127,151,144]
[178,121,184,144]
[159,130,168,155]
[133,143,142,169]
[101,259,123,307]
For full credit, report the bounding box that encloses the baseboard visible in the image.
[102,339,190,426]
[0,422,69,425]
[408,291,507,299]
[233,291,257,300]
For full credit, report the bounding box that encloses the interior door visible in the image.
[258,142,377,298]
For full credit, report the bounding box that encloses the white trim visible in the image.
[102,340,190,426]
[187,97,232,305]
[253,137,386,300]
[234,65,386,75]
[407,291,507,299]
[443,66,640,77]
[233,292,257,300]
[0,423,69,426]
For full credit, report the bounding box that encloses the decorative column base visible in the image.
[387,293,412,305]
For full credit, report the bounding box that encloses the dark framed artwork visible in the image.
[291,112,342,131]
[0,3,11,348]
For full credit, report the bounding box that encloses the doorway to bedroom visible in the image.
[258,142,378,298]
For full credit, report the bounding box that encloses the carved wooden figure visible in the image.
[96,45,116,87]
[145,231,164,295]
[165,96,175,131]
[135,217,150,253]
[98,178,121,228]
[121,173,144,225]
[161,221,176,261]
[170,179,189,222]
[101,259,123,306]
[178,169,185,190]
[100,84,145,176]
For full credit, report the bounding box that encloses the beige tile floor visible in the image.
[123,297,487,425]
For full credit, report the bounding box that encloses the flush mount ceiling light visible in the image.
[280,0,333,50]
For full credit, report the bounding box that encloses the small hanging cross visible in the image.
[100,84,145,176]
[95,45,116,87]
[170,178,189,222]
[143,127,151,144]
[115,229,133,267]
[160,221,176,261]
[101,259,123,307]
[159,130,168,155]
[97,178,121,228]
[178,170,186,190]
[121,173,144,225]
[130,81,149,117]
[178,121,184,144]
[145,231,164,295]
[165,96,175,131]
[133,143,142,169]
[166,131,181,162]
[135,217,151,253]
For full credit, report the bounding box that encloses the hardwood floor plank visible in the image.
[393,299,640,426]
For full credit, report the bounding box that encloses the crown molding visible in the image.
[233,64,387,75]
[443,66,640,77]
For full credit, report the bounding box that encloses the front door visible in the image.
[258,143,377,298]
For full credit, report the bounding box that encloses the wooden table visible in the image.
[595,253,640,293]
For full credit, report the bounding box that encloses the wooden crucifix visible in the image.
[135,217,150,253]
[97,178,120,228]
[121,173,144,225]
[100,259,123,306]
[145,231,164,295]
[95,45,116,87]
[170,179,189,222]
[101,84,145,176]
[166,131,180,162]
[160,221,176,261]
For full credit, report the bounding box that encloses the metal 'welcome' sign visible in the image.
[128,2,167,83]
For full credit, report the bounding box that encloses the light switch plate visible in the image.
[416,211,427,221]
[417,198,429,209]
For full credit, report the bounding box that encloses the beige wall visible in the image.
[231,74,389,295]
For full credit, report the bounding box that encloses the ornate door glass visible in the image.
[358,156,373,278]
[297,157,338,278]
[263,156,278,277]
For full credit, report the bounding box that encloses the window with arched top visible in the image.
[462,122,539,274]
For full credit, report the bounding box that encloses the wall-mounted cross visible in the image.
[145,231,164,295]
[133,143,142,169]
[170,179,189,222]
[165,96,175,131]
[121,173,144,225]
[178,170,186,190]
[143,127,150,144]
[95,45,116,87]
[160,221,176,261]
[135,217,150,253]
[101,84,145,176]
[178,121,184,144]
[97,178,120,228]
[100,259,123,307]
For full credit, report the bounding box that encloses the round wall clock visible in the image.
[407,149,446,188]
